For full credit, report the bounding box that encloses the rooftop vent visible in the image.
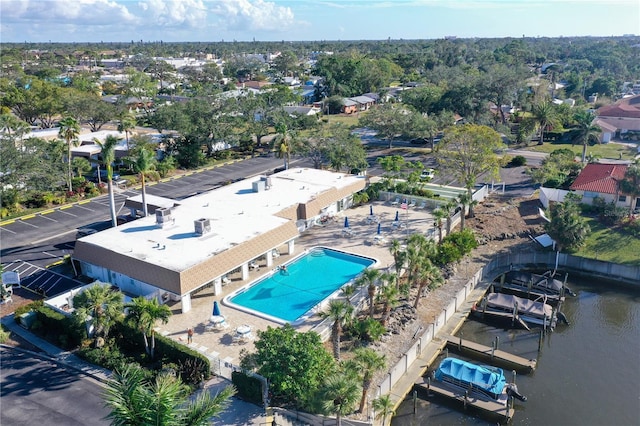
[260,176,272,189]
[155,207,172,228]
[194,218,211,236]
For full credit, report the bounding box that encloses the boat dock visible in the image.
[444,335,537,373]
[414,375,515,422]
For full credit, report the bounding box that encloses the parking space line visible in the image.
[57,209,78,217]
[0,227,16,234]
[17,219,39,228]
[38,215,58,222]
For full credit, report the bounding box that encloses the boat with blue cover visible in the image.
[434,357,526,404]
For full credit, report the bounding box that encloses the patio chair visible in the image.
[390,197,400,206]
[222,276,231,285]
[409,199,416,208]
[416,201,426,209]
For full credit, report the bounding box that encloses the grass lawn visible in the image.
[572,217,640,266]
[522,140,638,160]
[324,114,361,127]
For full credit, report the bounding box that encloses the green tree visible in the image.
[359,104,413,149]
[95,135,120,227]
[619,159,640,215]
[104,363,235,426]
[242,324,335,409]
[72,282,124,347]
[125,296,171,360]
[352,347,386,414]
[530,148,583,189]
[432,208,447,243]
[355,267,381,319]
[526,101,560,145]
[388,239,406,286]
[372,394,395,426]
[134,147,156,217]
[321,299,353,362]
[118,113,137,152]
[58,115,81,192]
[544,195,590,252]
[434,124,504,218]
[570,109,601,164]
[273,122,294,170]
[413,258,444,309]
[377,273,400,326]
[318,373,361,426]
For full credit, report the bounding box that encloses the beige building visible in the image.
[72,168,367,312]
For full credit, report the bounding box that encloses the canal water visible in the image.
[392,275,640,425]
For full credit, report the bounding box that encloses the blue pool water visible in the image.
[226,247,376,323]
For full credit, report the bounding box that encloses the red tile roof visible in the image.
[597,95,640,119]
[570,163,629,195]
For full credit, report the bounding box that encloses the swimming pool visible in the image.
[224,247,376,324]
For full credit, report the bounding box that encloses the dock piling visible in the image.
[538,330,543,352]
[495,336,499,350]
[458,335,462,351]
[512,370,516,386]
[413,390,417,414]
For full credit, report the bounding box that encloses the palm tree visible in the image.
[388,239,405,287]
[571,109,601,163]
[353,347,386,414]
[529,101,558,146]
[413,258,444,309]
[619,159,640,215]
[441,200,457,236]
[134,147,156,217]
[96,135,119,227]
[355,268,381,318]
[125,296,172,360]
[432,208,447,243]
[321,299,353,362]
[73,282,124,347]
[372,394,396,426]
[319,373,361,426]
[456,191,478,228]
[377,273,400,326]
[104,363,235,426]
[58,116,80,192]
[117,113,136,152]
[274,122,294,170]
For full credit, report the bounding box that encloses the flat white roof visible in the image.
[78,168,364,272]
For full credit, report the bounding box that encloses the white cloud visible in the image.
[209,0,295,32]
[0,0,136,24]
[138,0,208,28]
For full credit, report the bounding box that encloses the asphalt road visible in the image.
[0,347,109,426]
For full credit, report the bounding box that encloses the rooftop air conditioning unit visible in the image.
[261,176,272,189]
[156,207,172,227]
[252,180,266,193]
[194,218,211,236]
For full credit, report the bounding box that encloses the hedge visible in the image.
[232,371,264,405]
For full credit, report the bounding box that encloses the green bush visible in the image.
[508,155,527,167]
[232,371,263,404]
[34,305,84,349]
[433,229,478,266]
[14,300,44,322]
[348,317,386,342]
[78,344,133,371]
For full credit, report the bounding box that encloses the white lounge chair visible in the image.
[416,201,426,209]
[409,199,416,208]
[390,197,400,206]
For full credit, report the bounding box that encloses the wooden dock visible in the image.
[445,335,537,373]
[415,376,514,422]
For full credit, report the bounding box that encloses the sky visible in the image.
[1,0,639,43]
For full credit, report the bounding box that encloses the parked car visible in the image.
[76,228,97,239]
[410,138,428,145]
[91,169,121,182]
[420,168,435,179]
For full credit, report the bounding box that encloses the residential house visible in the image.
[595,94,640,142]
[283,106,321,117]
[348,95,376,111]
[341,98,358,114]
[569,163,637,211]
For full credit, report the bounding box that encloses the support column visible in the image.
[265,251,273,268]
[241,263,249,280]
[213,278,222,296]
[181,293,192,313]
[287,240,295,255]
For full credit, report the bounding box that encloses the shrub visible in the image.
[232,371,263,405]
[348,317,386,342]
[78,344,133,371]
[14,300,44,320]
[0,325,10,344]
[508,155,527,167]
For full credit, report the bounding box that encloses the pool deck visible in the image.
[155,201,434,366]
